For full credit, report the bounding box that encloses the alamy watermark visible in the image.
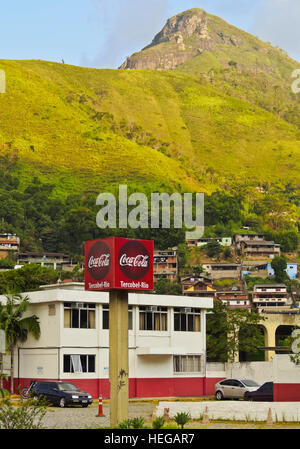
[96,185,204,239]
[0,69,5,93]
[291,69,300,94]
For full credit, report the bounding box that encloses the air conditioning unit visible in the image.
[147,306,158,312]
[72,302,84,309]
[183,308,192,313]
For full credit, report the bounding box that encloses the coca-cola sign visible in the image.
[87,241,111,280]
[118,241,150,281]
[85,237,153,291]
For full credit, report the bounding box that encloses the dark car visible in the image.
[244,382,273,402]
[31,381,93,408]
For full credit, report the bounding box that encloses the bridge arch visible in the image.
[260,311,300,361]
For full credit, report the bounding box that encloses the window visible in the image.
[220,379,234,386]
[102,305,133,330]
[64,303,96,329]
[139,306,167,331]
[174,308,201,332]
[63,354,95,373]
[173,355,202,373]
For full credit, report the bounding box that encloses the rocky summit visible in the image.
[120,9,249,70]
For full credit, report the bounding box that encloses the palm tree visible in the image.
[0,294,40,394]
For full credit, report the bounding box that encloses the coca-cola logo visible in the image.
[118,241,150,280]
[87,241,111,280]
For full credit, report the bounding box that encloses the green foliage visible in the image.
[153,278,182,295]
[118,416,145,429]
[0,373,9,398]
[206,300,265,362]
[204,192,243,226]
[118,418,133,429]
[223,247,232,260]
[131,416,145,429]
[0,58,300,203]
[203,241,223,259]
[152,416,165,429]
[0,294,41,393]
[265,230,299,253]
[0,264,59,295]
[245,276,276,292]
[173,411,191,429]
[271,256,288,283]
[0,396,47,429]
[0,255,16,269]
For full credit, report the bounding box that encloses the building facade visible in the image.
[202,263,240,281]
[1,283,213,399]
[153,250,178,281]
[18,252,70,270]
[252,284,288,308]
[0,233,20,259]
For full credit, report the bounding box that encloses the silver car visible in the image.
[214,378,260,400]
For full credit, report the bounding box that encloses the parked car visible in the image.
[244,382,273,401]
[31,381,93,408]
[215,378,260,400]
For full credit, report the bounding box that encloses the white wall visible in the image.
[273,354,300,384]
[206,361,273,385]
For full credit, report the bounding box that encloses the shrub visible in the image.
[0,396,47,429]
[118,417,145,429]
[118,418,133,429]
[131,417,145,429]
[152,416,164,429]
[173,411,191,429]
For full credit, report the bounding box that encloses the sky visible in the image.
[0,0,299,68]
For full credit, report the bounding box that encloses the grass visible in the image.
[0,57,299,201]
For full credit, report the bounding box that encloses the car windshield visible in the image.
[57,382,80,391]
[241,380,260,387]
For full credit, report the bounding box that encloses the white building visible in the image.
[252,284,288,308]
[1,283,213,399]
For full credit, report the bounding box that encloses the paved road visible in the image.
[42,401,155,429]
[41,400,300,429]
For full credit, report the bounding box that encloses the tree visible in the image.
[271,256,287,283]
[0,294,40,393]
[153,278,182,295]
[203,241,223,259]
[206,300,265,362]
[0,396,47,429]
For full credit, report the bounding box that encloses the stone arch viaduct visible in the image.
[259,310,300,361]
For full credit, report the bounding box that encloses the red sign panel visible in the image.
[85,237,154,291]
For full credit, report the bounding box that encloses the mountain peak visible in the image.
[148,8,209,47]
[119,8,245,70]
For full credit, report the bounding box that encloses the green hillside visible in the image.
[122,8,300,129]
[0,59,299,200]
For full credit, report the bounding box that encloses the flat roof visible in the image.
[0,286,214,310]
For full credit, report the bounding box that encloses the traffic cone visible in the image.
[163,407,170,421]
[97,395,105,417]
[266,408,273,427]
[202,406,210,425]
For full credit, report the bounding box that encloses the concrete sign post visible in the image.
[85,237,153,427]
[109,289,129,425]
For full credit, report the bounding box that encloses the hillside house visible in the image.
[153,249,178,281]
[0,233,20,259]
[216,291,251,310]
[252,284,288,308]
[186,237,232,248]
[181,276,216,298]
[18,252,70,270]
[202,263,240,281]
